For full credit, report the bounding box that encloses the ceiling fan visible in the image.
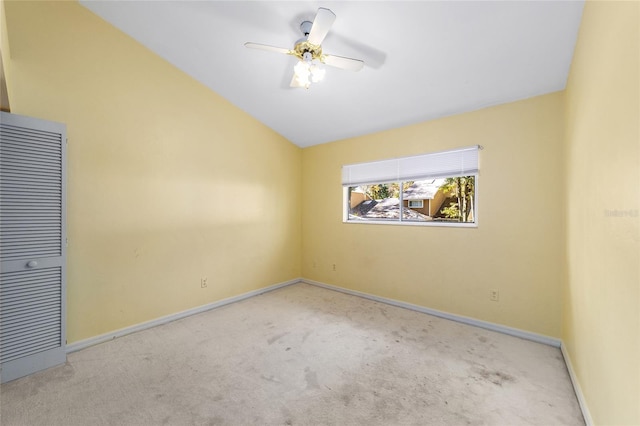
[245,7,364,89]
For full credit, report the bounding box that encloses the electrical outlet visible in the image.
[332,264,336,271]
[201,278,208,288]
[490,289,499,302]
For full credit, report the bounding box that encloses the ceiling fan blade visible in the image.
[244,42,292,55]
[307,8,336,46]
[322,54,365,72]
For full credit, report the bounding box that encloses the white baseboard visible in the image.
[301,278,562,348]
[561,343,593,426]
[66,278,301,354]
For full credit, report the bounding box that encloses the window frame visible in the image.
[342,176,478,228]
[407,200,424,209]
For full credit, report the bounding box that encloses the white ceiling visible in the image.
[80,1,584,148]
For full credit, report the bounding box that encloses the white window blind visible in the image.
[341,145,479,187]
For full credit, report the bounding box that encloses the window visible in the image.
[342,146,479,226]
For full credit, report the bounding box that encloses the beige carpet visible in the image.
[0,283,584,425]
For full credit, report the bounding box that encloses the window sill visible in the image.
[343,219,477,228]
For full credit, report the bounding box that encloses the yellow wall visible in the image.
[563,1,640,424]
[302,92,566,338]
[1,1,12,111]
[3,1,302,343]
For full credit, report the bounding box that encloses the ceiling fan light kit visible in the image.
[245,8,364,89]
[293,53,325,89]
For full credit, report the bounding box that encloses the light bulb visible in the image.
[293,60,311,88]
[310,64,326,83]
[292,74,309,89]
[294,61,310,78]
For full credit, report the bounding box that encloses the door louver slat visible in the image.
[1,145,61,158]
[0,156,61,168]
[2,324,61,349]
[1,234,61,242]
[1,226,62,233]
[1,136,62,148]
[1,251,61,261]
[1,132,62,145]
[0,142,61,154]
[1,282,62,301]
[1,338,61,362]
[0,300,60,317]
[2,178,62,187]
[1,306,61,325]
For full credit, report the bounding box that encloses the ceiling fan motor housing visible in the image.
[293,41,323,62]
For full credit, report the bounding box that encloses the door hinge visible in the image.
[65,238,69,247]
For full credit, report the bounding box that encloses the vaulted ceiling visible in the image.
[80,1,584,148]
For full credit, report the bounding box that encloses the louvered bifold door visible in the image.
[0,111,66,383]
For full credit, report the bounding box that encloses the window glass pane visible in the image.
[401,178,437,222]
[348,183,402,222]
[402,176,475,223]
